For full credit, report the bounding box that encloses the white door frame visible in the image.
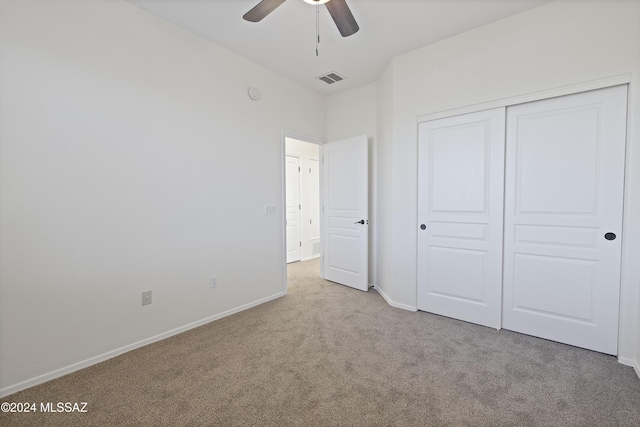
[281,130,324,294]
[417,74,631,123]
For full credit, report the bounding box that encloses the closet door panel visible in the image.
[502,85,627,355]
[417,108,505,329]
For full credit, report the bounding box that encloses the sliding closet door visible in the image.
[417,108,505,329]
[502,86,627,355]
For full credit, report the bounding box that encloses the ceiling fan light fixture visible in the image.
[303,0,330,4]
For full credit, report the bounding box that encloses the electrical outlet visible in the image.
[210,275,217,289]
[142,290,152,306]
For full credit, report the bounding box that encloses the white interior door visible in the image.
[503,85,627,355]
[417,108,506,329]
[322,135,368,291]
[285,155,301,263]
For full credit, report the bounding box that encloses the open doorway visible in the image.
[284,136,321,286]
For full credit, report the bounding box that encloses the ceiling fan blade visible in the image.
[325,0,359,37]
[243,0,287,22]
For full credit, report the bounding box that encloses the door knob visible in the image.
[420,224,426,230]
[604,232,617,241]
[354,219,365,225]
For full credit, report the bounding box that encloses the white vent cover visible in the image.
[316,71,345,85]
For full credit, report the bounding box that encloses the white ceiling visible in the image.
[127,0,551,96]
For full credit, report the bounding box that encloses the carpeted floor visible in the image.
[2,258,640,426]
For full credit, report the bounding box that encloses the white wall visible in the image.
[382,0,640,368]
[3,0,639,397]
[285,138,320,261]
[374,64,400,307]
[326,83,378,285]
[0,0,326,395]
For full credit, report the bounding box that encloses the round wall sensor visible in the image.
[248,87,261,100]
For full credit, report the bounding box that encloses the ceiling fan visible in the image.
[243,0,360,37]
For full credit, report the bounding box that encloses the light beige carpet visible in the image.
[2,258,640,426]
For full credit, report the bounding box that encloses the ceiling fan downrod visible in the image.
[316,2,320,56]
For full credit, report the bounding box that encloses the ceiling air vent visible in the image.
[317,71,345,85]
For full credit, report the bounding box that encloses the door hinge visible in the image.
[299,204,301,210]
[298,166,300,172]
[309,168,312,173]
[299,242,302,247]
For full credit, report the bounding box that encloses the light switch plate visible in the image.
[142,290,152,306]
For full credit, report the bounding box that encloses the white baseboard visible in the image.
[372,285,417,312]
[618,356,640,380]
[0,291,286,398]
[301,255,320,262]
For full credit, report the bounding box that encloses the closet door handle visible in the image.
[604,232,616,241]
